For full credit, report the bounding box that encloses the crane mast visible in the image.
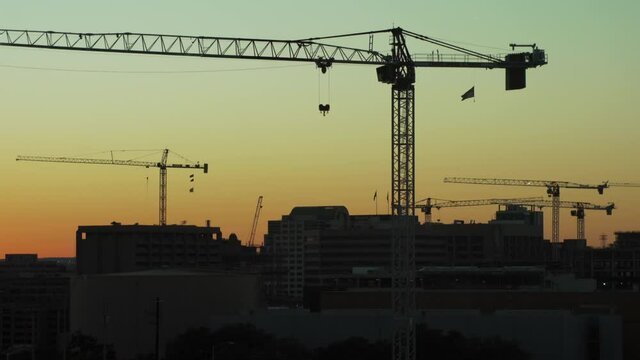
[414,197,449,223]
[570,203,614,240]
[390,29,416,360]
[16,149,207,225]
[159,149,169,226]
[248,196,263,247]
[2,27,546,360]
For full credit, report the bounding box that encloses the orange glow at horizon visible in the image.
[1,1,640,258]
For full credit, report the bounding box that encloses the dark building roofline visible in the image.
[77,224,221,234]
[289,206,349,221]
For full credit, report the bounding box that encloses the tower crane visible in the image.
[415,196,542,223]
[509,199,615,240]
[248,196,263,247]
[16,149,208,226]
[443,177,609,244]
[1,28,547,360]
[413,197,449,223]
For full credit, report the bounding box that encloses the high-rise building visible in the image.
[262,206,349,303]
[264,205,545,305]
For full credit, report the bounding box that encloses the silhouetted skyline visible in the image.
[1,1,638,259]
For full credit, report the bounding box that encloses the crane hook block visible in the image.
[315,58,333,74]
[319,104,330,116]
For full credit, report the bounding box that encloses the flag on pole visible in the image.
[373,191,377,201]
[461,86,475,101]
[386,192,390,214]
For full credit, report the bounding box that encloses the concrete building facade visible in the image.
[262,206,349,303]
[76,223,249,274]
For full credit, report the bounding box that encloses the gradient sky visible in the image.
[1,0,639,257]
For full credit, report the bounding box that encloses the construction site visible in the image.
[1,3,639,360]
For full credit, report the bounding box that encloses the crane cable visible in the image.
[317,66,331,115]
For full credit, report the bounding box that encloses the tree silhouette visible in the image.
[315,337,390,360]
[165,323,529,360]
[65,331,115,360]
[165,324,310,360]
[415,325,530,360]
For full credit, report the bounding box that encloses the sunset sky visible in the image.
[1,1,638,257]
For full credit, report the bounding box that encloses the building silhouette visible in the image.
[263,205,546,306]
[587,231,640,290]
[71,269,262,359]
[0,254,70,358]
[263,206,349,303]
[76,223,253,274]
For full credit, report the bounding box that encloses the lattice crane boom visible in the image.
[443,177,608,191]
[510,200,614,240]
[0,28,546,70]
[16,149,207,225]
[608,182,640,188]
[3,27,547,360]
[509,199,615,211]
[443,177,608,245]
[16,153,207,171]
[414,196,542,223]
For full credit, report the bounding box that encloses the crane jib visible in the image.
[0,28,546,75]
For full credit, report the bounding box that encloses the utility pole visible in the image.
[155,297,161,360]
[600,234,608,248]
[31,312,35,360]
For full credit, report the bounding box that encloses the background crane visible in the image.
[415,196,542,223]
[413,197,449,223]
[248,196,263,247]
[16,149,208,226]
[0,27,547,360]
[509,199,615,240]
[443,177,609,244]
